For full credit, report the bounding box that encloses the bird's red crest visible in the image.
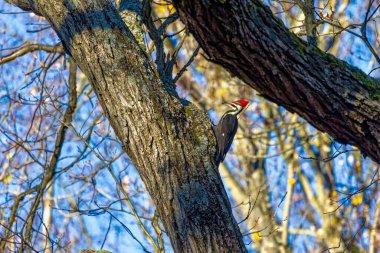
[236,99,249,107]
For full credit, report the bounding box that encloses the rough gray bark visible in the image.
[4,0,247,252]
[173,0,380,163]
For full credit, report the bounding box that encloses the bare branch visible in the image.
[0,44,64,64]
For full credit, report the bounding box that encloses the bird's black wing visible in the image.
[216,114,238,162]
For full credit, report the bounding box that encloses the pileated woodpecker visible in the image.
[213,99,249,164]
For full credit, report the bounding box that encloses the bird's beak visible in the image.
[237,102,250,119]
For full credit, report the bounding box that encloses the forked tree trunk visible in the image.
[6,0,380,251]
[4,0,247,252]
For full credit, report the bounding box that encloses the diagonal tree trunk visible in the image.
[173,0,380,163]
[4,0,247,252]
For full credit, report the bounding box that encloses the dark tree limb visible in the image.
[172,0,380,163]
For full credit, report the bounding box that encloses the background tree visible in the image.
[0,0,379,253]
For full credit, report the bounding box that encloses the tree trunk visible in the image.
[173,0,380,163]
[4,0,246,252]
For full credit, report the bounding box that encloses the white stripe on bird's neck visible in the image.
[226,104,243,116]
